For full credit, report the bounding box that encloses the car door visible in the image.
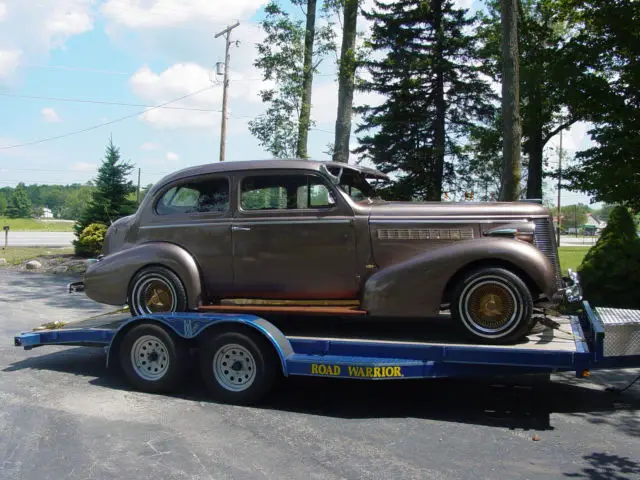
[137,173,234,297]
[230,169,360,300]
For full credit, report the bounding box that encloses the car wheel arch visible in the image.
[441,258,541,306]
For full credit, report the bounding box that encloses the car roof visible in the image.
[155,159,388,186]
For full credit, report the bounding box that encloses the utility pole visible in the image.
[136,168,141,205]
[556,128,563,244]
[214,20,240,162]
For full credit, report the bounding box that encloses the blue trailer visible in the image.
[13,301,640,405]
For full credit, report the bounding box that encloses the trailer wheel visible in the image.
[119,323,188,393]
[451,267,533,344]
[199,330,279,405]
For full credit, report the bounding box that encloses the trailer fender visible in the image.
[362,236,557,318]
[105,313,293,376]
[83,242,203,310]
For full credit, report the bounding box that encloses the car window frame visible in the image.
[152,173,232,219]
[234,169,350,217]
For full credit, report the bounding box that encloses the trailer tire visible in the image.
[199,330,279,405]
[451,267,533,344]
[119,323,189,393]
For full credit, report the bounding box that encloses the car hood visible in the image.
[365,200,550,220]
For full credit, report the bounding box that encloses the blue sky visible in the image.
[0,0,596,207]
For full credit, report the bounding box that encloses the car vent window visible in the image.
[156,177,229,215]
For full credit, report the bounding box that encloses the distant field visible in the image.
[558,246,590,275]
[0,217,74,232]
[0,247,74,265]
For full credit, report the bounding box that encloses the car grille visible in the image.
[533,217,563,288]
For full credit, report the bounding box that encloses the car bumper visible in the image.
[67,257,101,294]
[557,268,583,304]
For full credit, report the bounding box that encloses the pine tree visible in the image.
[354,0,495,200]
[74,137,136,242]
[6,183,32,218]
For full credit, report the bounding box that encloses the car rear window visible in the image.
[156,177,229,215]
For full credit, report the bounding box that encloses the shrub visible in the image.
[74,223,108,258]
[578,206,640,308]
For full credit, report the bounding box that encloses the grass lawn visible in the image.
[0,247,74,265]
[0,217,74,232]
[558,246,590,275]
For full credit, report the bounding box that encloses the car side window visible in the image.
[240,174,335,211]
[156,177,229,215]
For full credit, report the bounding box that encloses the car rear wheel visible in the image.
[128,266,188,316]
[451,267,533,344]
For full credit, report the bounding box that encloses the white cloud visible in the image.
[41,107,61,123]
[140,142,159,151]
[70,162,96,172]
[101,0,267,29]
[130,62,270,130]
[166,151,180,162]
[0,0,94,80]
[0,48,21,79]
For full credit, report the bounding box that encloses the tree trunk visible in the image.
[525,128,544,199]
[431,0,445,201]
[332,0,359,164]
[499,0,521,200]
[296,0,318,159]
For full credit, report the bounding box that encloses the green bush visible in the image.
[578,206,640,308]
[73,223,108,258]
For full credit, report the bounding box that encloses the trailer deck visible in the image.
[13,301,640,404]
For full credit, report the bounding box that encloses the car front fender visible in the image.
[361,236,557,318]
[83,242,203,310]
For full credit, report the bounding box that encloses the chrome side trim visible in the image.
[369,217,535,224]
[377,227,474,241]
[140,222,232,230]
[234,218,352,226]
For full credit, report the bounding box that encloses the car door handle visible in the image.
[232,226,251,231]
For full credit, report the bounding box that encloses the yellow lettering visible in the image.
[385,367,394,377]
[393,367,402,377]
[366,367,373,377]
[319,365,327,375]
[311,364,318,374]
[373,367,381,378]
[347,366,358,376]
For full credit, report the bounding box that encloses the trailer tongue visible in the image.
[13,301,640,405]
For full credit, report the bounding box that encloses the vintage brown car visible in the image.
[78,159,581,344]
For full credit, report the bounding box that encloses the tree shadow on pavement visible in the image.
[6,346,639,435]
[0,271,111,313]
[564,452,640,479]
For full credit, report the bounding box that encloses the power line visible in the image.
[0,86,215,151]
[0,92,221,112]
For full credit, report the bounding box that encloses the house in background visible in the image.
[584,213,607,235]
[41,207,54,219]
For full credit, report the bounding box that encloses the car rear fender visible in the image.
[83,242,203,310]
[361,236,556,318]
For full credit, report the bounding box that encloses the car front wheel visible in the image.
[128,266,188,316]
[451,267,533,344]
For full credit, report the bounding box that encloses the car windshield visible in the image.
[326,166,386,203]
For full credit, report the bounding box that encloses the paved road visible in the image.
[559,236,598,247]
[1,270,639,480]
[4,231,74,247]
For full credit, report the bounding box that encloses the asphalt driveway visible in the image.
[1,269,639,480]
